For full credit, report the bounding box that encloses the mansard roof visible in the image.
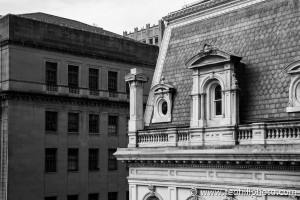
[145,0,298,129]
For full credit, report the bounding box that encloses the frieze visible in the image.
[125,160,300,171]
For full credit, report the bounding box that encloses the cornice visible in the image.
[0,91,130,108]
[126,160,300,171]
[0,40,156,68]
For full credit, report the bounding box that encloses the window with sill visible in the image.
[89,149,99,171]
[46,61,58,91]
[108,71,118,97]
[89,114,99,133]
[68,148,79,171]
[68,65,79,94]
[108,115,118,134]
[286,60,300,112]
[108,149,117,170]
[68,113,79,133]
[45,148,57,172]
[45,111,58,132]
[89,68,99,96]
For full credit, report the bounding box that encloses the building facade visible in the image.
[123,20,165,47]
[0,13,158,200]
[116,0,300,200]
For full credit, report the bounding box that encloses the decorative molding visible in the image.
[125,160,300,171]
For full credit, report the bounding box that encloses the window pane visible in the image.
[45,148,57,172]
[45,111,58,132]
[68,149,79,171]
[89,114,99,133]
[215,101,222,116]
[89,68,99,89]
[68,113,79,132]
[108,116,118,134]
[89,193,99,200]
[215,85,222,100]
[108,192,118,200]
[108,71,118,91]
[46,62,57,85]
[89,149,99,171]
[68,195,78,200]
[108,149,117,170]
[68,65,79,87]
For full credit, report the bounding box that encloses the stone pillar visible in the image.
[125,68,149,147]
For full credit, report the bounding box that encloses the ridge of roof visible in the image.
[163,0,231,21]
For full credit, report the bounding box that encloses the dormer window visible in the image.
[285,60,300,112]
[186,44,242,128]
[151,78,175,124]
[214,84,222,116]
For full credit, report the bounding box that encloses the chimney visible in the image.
[124,68,149,147]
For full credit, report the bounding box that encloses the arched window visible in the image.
[214,85,222,116]
[146,196,159,200]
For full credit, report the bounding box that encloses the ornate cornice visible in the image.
[125,160,300,171]
[0,91,130,108]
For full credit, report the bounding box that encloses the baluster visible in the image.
[297,128,300,138]
[250,130,253,139]
[267,129,271,139]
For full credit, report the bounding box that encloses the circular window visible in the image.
[161,101,168,115]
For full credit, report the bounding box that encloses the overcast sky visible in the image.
[0,0,197,34]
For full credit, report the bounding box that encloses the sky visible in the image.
[0,0,197,34]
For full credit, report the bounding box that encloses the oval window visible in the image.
[161,101,168,115]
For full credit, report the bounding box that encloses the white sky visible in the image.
[0,0,197,34]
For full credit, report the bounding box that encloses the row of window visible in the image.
[45,148,117,172]
[46,111,123,134]
[45,192,121,200]
[141,37,159,45]
[46,61,130,95]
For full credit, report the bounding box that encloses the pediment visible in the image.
[186,44,242,69]
[285,60,300,75]
[151,83,175,94]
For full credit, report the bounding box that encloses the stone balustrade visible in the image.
[130,121,300,147]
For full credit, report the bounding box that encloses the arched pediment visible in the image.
[185,44,242,69]
[285,60,300,75]
[151,83,175,94]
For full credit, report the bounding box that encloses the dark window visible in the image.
[214,85,222,116]
[68,149,79,171]
[126,116,129,133]
[89,149,99,171]
[149,38,153,44]
[155,37,159,45]
[68,113,79,133]
[89,68,99,95]
[45,148,57,172]
[45,111,58,132]
[68,195,78,200]
[46,61,57,91]
[126,192,129,200]
[108,116,118,134]
[108,192,118,200]
[142,40,146,43]
[108,149,117,170]
[126,82,130,99]
[45,197,57,200]
[161,101,168,115]
[89,193,99,200]
[89,114,99,133]
[108,71,118,92]
[68,65,79,94]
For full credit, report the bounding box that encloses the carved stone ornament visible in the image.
[148,185,156,195]
[202,43,213,54]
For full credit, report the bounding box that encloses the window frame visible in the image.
[68,65,79,93]
[108,192,118,200]
[213,84,222,117]
[68,112,79,133]
[68,148,79,172]
[108,115,118,135]
[89,114,99,134]
[108,149,117,170]
[45,111,58,132]
[45,148,57,173]
[89,149,99,171]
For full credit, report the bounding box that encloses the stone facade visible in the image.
[116,0,300,200]
[123,20,165,47]
[0,13,158,200]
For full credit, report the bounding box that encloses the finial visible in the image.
[160,76,165,84]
